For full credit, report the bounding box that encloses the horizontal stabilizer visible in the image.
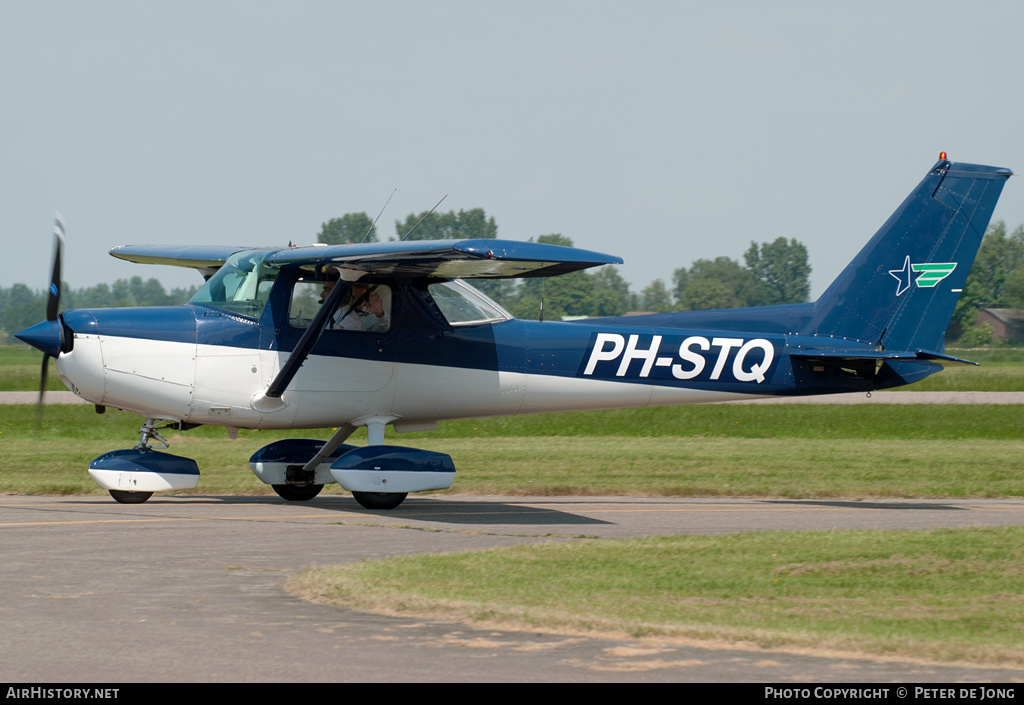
[791,348,978,366]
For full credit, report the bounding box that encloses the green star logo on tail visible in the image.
[889,256,957,296]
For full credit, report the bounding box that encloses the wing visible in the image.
[109,244,261,278]
[264,239,622,278]
[110,239,623,280]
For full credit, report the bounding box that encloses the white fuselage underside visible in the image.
[56,335,761,429]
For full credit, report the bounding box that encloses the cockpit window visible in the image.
[190,250,278,318]
[428,280,511,326]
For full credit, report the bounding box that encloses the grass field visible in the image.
[899,348,1024,391]
[3,403,1023,497]
[289,526,1024,666]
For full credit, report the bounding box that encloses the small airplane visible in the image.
[15,156,1012,508]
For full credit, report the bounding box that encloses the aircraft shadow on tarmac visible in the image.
[77,494,616,526]
[760,499,968,511]
[337,496,616,526]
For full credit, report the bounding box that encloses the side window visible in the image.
[289,281,392,333]
[289,281,323,328]
[428,280,510,326]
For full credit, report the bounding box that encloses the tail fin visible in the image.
[810,158,1012,351]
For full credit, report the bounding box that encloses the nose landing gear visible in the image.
[88,418,200,504]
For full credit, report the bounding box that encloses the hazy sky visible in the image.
[3,0,1023,299]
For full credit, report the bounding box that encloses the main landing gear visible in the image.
[269,483,408,509]
[271,483,323,501]
[269,486,407,509]
[249,432,456,511]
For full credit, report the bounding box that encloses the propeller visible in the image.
[32,214,65,425]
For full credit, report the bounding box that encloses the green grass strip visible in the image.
[4,431,1024,498]
[289,526,1024,665]
[6,403,1024,441]
[2,404,1024,497]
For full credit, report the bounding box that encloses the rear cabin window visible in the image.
[428,280,510,326]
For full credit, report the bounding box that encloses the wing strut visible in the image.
[301,423,357,473]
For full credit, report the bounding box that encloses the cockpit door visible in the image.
[265,277,396,393]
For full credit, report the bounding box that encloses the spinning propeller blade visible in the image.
[47,214,65,322]
[36,214,65,426]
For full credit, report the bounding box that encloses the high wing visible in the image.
[110,239,623,280]
[109,244,255,278]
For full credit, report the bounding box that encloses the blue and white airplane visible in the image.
[16,156,1012,508]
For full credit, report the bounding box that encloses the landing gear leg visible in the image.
[347,420,407,509]
[137,418,170,451]
[267,424,356,502]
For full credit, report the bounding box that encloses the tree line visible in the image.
[317,208,813,322]
[0,277,199,343]
[4,208,1018,345]
[318,209,1024,343]
[949,221,1024,345]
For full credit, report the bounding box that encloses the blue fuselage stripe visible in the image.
[62,275,934,396]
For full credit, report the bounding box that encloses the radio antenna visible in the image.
[361,188,397,243]
[401,194,447,241]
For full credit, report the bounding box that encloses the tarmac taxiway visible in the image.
[3,494,1024,682]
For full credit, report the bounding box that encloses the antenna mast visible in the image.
[401,195,448,241]
[360,188,397,243]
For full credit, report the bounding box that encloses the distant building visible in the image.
[977,308,1024,342]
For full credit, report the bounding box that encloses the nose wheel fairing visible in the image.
[87,419,200,503]
[88,447,200,493]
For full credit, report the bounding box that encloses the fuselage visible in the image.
[48,268,925,432]
[23,158,1011,436]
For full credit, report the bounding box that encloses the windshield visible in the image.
[428,280,511,326]
[190,250,278,317]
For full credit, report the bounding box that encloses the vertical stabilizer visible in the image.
[810,159,1012,351]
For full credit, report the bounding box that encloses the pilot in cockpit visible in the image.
[319,279,390,333]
